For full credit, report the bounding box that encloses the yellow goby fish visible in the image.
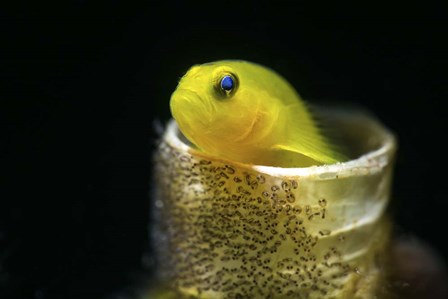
[170,60,346,167]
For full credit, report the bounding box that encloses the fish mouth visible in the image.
[170,88,212,126]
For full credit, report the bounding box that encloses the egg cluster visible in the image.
[153,137,391,299]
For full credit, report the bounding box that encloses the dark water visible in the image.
[2,3,447,299]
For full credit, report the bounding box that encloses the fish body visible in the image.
[170,60,346,167]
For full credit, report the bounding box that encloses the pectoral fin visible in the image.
[272,142,343,165]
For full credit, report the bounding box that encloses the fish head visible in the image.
[170,60,280,155]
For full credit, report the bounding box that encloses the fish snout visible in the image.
[171,88,201,111]
[170,88,207,123]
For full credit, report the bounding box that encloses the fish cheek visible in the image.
[231,104,262,144]
[205,102,242,143]
[251,98,281,146]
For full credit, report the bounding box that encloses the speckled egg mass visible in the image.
[152,114,395,299]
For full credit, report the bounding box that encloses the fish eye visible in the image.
[216,73,238,97]
[220,75,234,91]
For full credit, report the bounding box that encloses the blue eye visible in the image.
[220,75,234,91]
[215,73,238,97]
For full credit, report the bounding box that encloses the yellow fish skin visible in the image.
[170,60,346,167]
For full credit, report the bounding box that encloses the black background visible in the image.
[2,2,448,299]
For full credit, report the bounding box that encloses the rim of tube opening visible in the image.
[162,113,397,179]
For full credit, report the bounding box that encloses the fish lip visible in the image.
[172,88,213,125]
[173,88,200,102]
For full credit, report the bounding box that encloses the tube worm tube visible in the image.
[151,108,397,299]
